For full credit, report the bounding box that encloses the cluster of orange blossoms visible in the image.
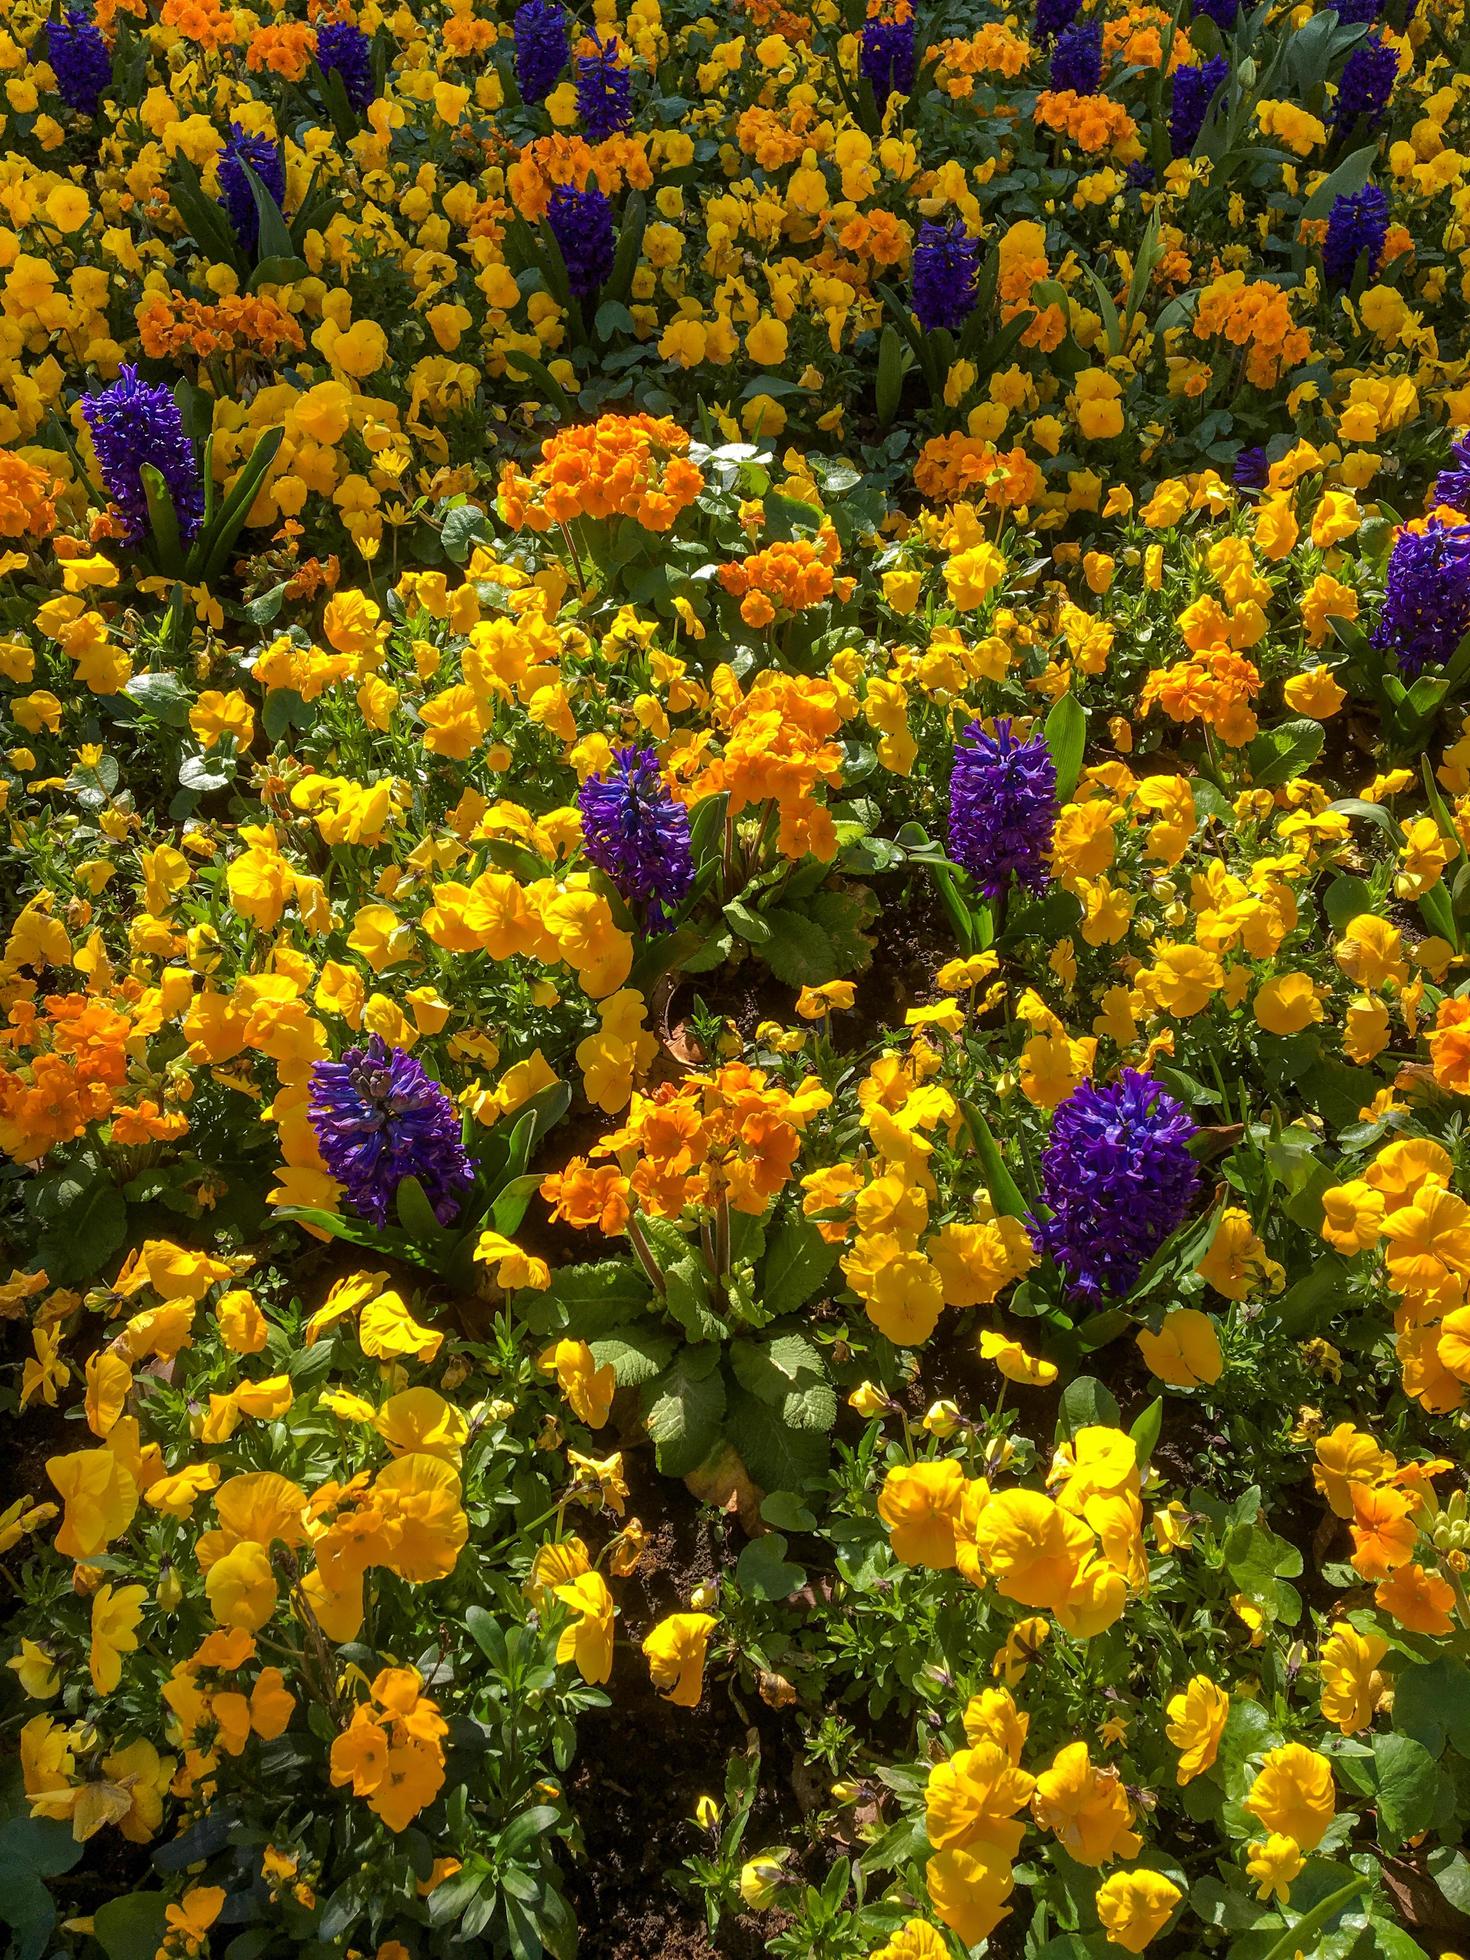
[498,413,706,533]
[138,292,306,363]
[716,530,851,627]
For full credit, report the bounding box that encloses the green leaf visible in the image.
[1371,1733,1437,1848]
[641,1348,727,1477]
[1056,1374,1121,1438]
[1246,717,1325,787]
[730,1333,836,1431]
[94,1895,170,1960]
[240,157,295,264]
[735,1531,806,1600]
[503,348,573,422]
[961,1102,1031,1220]
[37,1175,126,1284]
[759,1213,839,1318]
[1044,691,1088,803]
[875,323,904,429]
[514,1260,653,1337]
[1391,1656,1470,1760]
[726,1385,830,1490]
[589,1325,676,1386]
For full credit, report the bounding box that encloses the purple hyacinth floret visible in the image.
[576,36,632,139]
[1170,54,1228,155]
[82,364,203,546]
[1036,0,1080,40]
[316,21,374,114]
[859,10,916,104]
[1434,437,1470,513]
[1335,30,1397,127]
[310,1034,474,1227]
[1192,0,1243,29]
[1371,520,1470,677]
[217,123,286,255]
[1233,445,1268,489]
[1050,18,1102,92]
[1032,1071,1200,1305]
[547,182,616,298]
[1322,182,1388,287]
[1329,0,1380,21]
[47,8,110,116]
[948,717,1057,898]
[578,746,694,930]
[912,221,982,334]
[514,0,568,102]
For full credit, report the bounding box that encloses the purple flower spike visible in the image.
[912,221,983,334]
[1032,1071,1200,1304]
[310,1035,474,1227]
[82,365,203,546]
[1371,520,1470,678]
[47,8,110,116]
[948,717,1057,898]
[547,182,616,298]
[577,746,694,931]
[514,0,568,102]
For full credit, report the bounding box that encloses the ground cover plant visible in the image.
[4,0,1470,1953]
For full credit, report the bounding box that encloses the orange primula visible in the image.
[690,668,846,860]
[717,531,850,628]
[498,413,705,533]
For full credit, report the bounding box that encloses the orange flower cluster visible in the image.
[505,134,653,222]
[1102,6,1194,70]
[498,413,705,534]
[138,293,305,364]
[245,20,315,77]
[1139,650,1261,748]
[929,23,1033,88]
[716,531,849,628]
[0,449,58,540]
[159,0,237,48]
[1033,89,1142,157]
[1192,274,1313,390]
[916,436,1044,508]
[824,208,910,274]
[545,1062,831,1226]
[692,667,846,859]
[0,995,133,1164]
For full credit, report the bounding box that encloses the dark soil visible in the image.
[565,1446,803,1960]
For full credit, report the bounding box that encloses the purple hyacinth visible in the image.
[1322,182,1388,287]
[1192,0,1243,28]
[1170,54,1227,156]
[1335,30,1397,127]
[948,717,1057,898]
[1329,0,1380,20]
[47,7,110,116]
[912,221,982,334]
[217,123,286,255]
[1036,0,1080,40]
[1233,446,1268,490]
[82,365,203,547]
[316,21,374,114]
[859,10,916,104]
[1434,437,1470,513]
[546,182,615,298]
[578,746,694,930]
[576,36,632,139]
[1371,521,1470,677]
[309,1035,474,1227]
[1050,18,1102,92]
[514,0,568,102]
[1032,1071,1200,1305]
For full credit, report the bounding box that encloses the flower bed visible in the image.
[3,0,1470,1955]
